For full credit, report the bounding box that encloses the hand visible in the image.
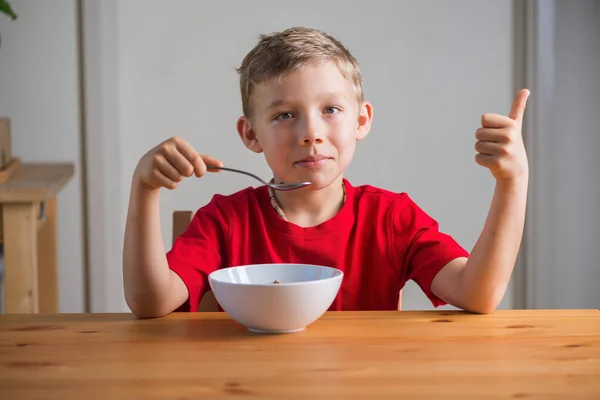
[475,89,530,182]
[134,136,223,190]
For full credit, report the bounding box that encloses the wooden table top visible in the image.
[1,310,599,399]
[0,163,74,202]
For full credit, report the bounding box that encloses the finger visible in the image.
[172,139,205,177]
[475,140,505,156]
[475,127,511,143]
[481,113,514,129]
[151,168,178,190]
[202,155,224,172]
[157,156,186,183]
[475,153,497,169]
[163,147,194,177]
[508,88,530,121]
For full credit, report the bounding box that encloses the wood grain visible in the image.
[2,203,39,313]
[0,163,73,202]
[0,310,598,399]
[0,157,20,184]
[36,197,58,313]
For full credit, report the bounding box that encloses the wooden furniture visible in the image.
[0,310,598,398]
[172,210,404,312]
[0,162,74,313]
[0,157,20,184]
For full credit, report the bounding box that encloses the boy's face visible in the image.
[237,61,373,190]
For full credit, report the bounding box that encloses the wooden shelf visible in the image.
[0,162,74,202]
[0,161,74,313]
[0,157,21,184]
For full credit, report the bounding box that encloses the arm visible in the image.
[123,180,189,319]
[431,178,527,313]
[431,89,530,313]
[122,136,222,318]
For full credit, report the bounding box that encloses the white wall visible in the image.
[526,0,600,309]
[0,0,85,312]
[2,0,595,314]
[85,0,516,312]
[81,0,123,313]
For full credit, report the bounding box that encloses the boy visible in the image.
[123,27,529,318]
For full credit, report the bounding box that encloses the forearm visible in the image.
[122,179,177,318]
[460,176,528,312]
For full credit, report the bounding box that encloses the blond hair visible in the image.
[236,26,364,117]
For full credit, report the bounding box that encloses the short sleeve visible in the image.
[167,196,228,312]
[392,196,469,307]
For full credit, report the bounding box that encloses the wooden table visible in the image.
[0,310,598,399]
[0,163,74,313]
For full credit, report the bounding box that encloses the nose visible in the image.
[297,113,324,145]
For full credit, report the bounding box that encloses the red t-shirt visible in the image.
[167,179,469,312]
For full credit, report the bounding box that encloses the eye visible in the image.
[274,112,294,121]
[324,106,341,115]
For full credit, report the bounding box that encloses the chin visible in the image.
[275,164,343,188]
[302,173,343,191]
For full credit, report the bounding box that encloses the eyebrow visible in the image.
[265,93,350,111]
[265,99,288,111]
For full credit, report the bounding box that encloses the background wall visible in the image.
[6,0,597,314]
[83,0,515,312]
[525,0,600,310]
[0,0,85,312]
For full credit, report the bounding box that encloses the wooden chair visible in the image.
[172,211,402,311]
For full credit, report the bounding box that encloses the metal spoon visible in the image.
[206,165,312,191]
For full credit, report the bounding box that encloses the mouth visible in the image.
[294,155,331,169]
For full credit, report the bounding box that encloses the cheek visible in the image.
[258,126,295,163]
[271,124,294,139]
[329,115,358,143]
[258,124,292,145]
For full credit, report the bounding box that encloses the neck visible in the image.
[271,175,345,227]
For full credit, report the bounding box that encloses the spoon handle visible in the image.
[206,165,268,186]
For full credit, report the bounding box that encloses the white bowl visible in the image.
[208,263,343,333]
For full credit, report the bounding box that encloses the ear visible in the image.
[236,116,263,153]
[356,101,373,141]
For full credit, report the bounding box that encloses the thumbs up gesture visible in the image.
[475,89,530,181]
